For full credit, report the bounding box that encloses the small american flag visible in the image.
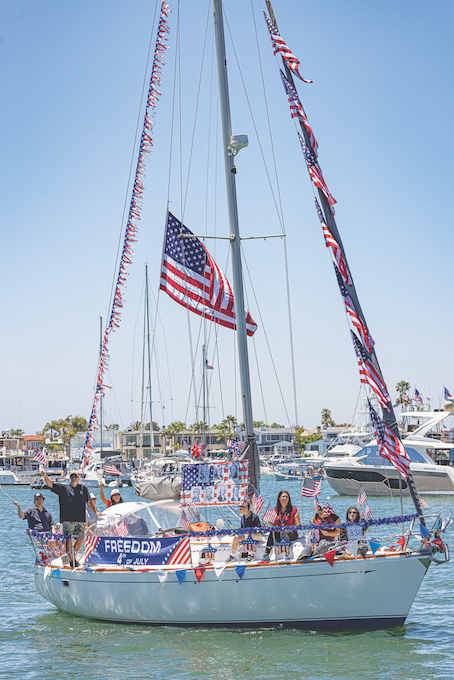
[356,485,367,507]
[300,136,336,213]
[418,496,429,509]
[206,359,214,370]
[301,477,322,497]
[252,489,264,514]
[263,11,312,83]
[33,450,46,465]
[365,504,373,520]
[160,212,257,336]
[351,331,390,410]
[333,264,374,352]
[83,535,99,562]
[263,504,277,526]
[182,512,191,530]
[368,402,410,479]
[403,389,410,404]
[414,388,423,406]
[444,387,454,404]
[103,464,122,476]
[280,70,318,156]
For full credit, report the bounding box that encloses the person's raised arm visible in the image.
[99,484,109,507]
[40,466,53,489]
[13,500,25,519]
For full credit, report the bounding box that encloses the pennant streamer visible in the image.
[235,564,247,580]
[81,2,171,468]
[195,568,205,583]
[175,569,186,585]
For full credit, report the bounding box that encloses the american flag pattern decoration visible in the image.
[252,489,264,514]
[83,535,100,562]
[414,388,423,406]
[263,11,312,83]
[333,263,374,351]
[315,200,351,287]
[300,136,337,213]
[227,436,245,455]
[356,485,367,507]
[205,359,214,369]
[301,477,322,497]
[263,504,277,525]
[166,535,192,566]
[33,450,46,465]
[180,461,248,507]
[368,402,410,479]
[403,389,410,404]
[181,511,191,530]
[160,213,257,336]
[81,2,171,471]
[103,464,122,476]
[351,331,390,410]
[280,70,318,156]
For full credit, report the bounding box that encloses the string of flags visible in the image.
[80,1,171,471]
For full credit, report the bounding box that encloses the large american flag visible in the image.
[33,450,46,465]
[103,464,122,476]
[333,263,374,351]
[300,137,336,213]
[263,11,312,83]
[301,477,322,497]
[368,402,410,479]
[166,535,192,566]
[280,70,318,156]
[351,331,390,410]
[414,388,423,406]
[160,213,257,336]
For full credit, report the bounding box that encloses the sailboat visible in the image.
[31,0,450,628]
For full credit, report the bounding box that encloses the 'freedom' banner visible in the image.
[85,535,191,567]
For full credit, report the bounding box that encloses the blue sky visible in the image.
[2,0,454,435]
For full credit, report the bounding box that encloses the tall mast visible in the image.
[202,344,206,447]
[99,316,103,458]
[145,263,153,457]
[212,0,259,491]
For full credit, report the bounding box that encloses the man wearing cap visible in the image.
[41,468,89,558]
[226,498,261,563]
[14,492,54,532]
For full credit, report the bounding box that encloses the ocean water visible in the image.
[1,477,453,680]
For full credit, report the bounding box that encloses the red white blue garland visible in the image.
[81,2,171,469]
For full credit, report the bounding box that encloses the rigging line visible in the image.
[106,1,161,321]
[251,331,268,426]
[130,280,146,424]
[240,242,291,426]
[182,0,212,220]
[222,10,284,232]
[150,290,173,415]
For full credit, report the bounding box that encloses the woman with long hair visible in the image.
[339,506,368,558]
[263,490,301,561]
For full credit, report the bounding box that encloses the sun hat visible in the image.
[89,493,96,500]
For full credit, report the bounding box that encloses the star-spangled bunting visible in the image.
[300,477,321,497]
[227,436,245,456]
[300,136,337,213]
[33,450,46,465]
[414,388,423,406]
[80,2,171,471]
[356,485,367,507]
[160,213,257,336]
[333,263,374,351]
[263,11,312,83]
[351,331,390,410]
[368,401,410,479]
[280,70,318,156]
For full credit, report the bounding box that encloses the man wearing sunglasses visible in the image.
[41,467,89,564]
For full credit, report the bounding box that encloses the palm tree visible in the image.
[216,415,237,443]
[10,429,25,437]
[321,408,335,427]
[128,421,142,432]
[394,380,411,407]
[71,416,88,432]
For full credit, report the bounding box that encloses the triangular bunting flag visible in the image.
[323,549,336,567]
[420,524,430,538]
[396,537,406,550]
[369,540,380,555]
[235,564,247,580]
[432,537,444,550]
[175,569,186,585]
[348,541,358,559]
[389,545,396,552]
[195,567,205,583]
[214,564,226,581]
[157,571,168,586]
[48,568,60,580]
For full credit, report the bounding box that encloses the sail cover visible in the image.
[160,212,257,335]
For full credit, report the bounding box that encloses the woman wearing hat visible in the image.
[99,485,124,508]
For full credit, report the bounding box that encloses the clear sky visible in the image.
[2,0,454,436]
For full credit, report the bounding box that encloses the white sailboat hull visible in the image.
[34,551,430,629]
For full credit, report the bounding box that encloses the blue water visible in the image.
[1,478,453,679]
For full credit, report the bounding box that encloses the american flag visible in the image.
[33,450,46,465]
[263,11,312,83]
[181,512,191,530]
[316,202,350,285]
[180,461,248,506]
[351,331,390,410]
[403,389,410,404]
[444,387,454,403]
[263,504,277,525]
[103,464,122,476]
[160,212,257,336]
[301,477,322,497]
[365,504,373,520]
[252,489,264,514]
[414,388,423,406]
[418,496,429,509]
[333,264,374,352]
[368,402,410,479]
[83,535,99,562]
[166,535,192,566]
[227,436,245,455]
[300,136,336,212]
[356,485,367,507]
[206,359,214,370]
[280,70,318,156]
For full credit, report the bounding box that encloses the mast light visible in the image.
[229,134,248,156]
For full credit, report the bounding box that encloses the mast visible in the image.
[212,0,260,492]
[145,263,154,458]
[202,344,206,447]
[99,316,103,459]
[265,0,423,519]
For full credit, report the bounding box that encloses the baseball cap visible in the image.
[34,492,44,500]
[69,471,79,479]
